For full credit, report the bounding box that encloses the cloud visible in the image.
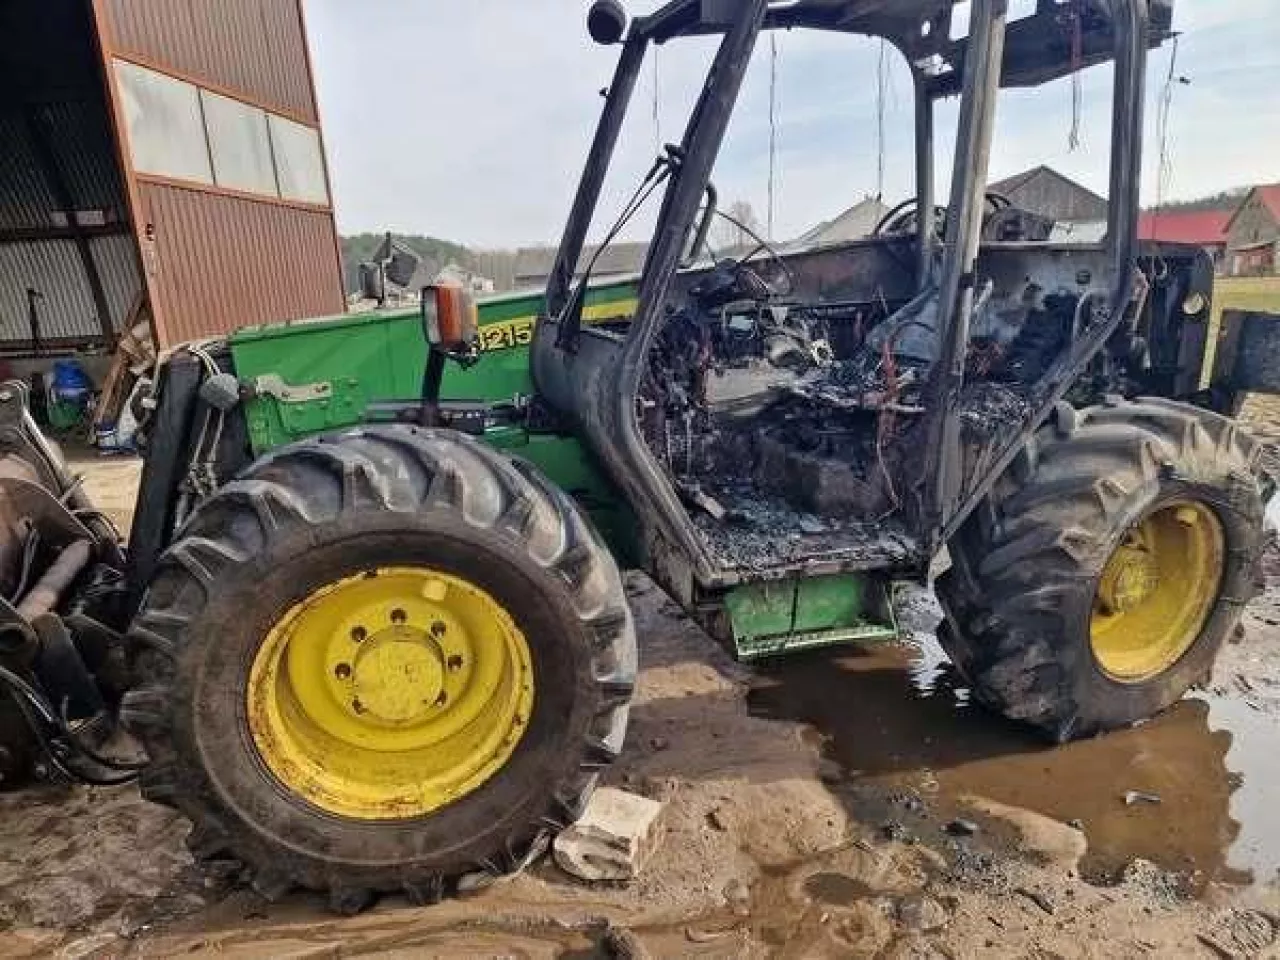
[306,0,1280,247]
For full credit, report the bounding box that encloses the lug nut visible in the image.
[334,663,352,680]
[447,654,464,671]
[351,698,366,714]
[390,608,407,624]
[351,626,367,643]
[431,621,447,638]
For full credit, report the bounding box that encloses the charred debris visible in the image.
[638,250,1145,573]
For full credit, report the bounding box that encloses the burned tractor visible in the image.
[0,0,1273,912]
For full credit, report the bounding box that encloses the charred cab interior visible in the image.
[534,0,1175,595]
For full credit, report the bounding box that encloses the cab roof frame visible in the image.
[633,0,1173,96]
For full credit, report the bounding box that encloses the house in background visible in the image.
[507,174,1278,296]
[1224,184,1280,278]
[792,171,1108,250]
[513,241,649,291]
[1136,185,1280,278]
[793,197,890,248]
[989,165,1108,234]
[1138,209,1233,272]
[983,167,1280,279]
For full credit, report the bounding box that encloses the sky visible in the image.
[305,0,1280,249]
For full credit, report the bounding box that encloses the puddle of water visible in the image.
[1204,691,1280,884]
[747,634,1280,889]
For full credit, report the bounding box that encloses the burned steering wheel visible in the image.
[872,191,1013,238]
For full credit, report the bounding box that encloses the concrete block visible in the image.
[553,787,664,882]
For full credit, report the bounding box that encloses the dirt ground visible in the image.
[1,430,1278,958]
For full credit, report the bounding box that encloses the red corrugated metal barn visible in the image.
[0,0,345,359]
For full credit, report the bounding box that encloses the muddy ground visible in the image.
[0,432,1277,958]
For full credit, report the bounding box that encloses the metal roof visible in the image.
[1138,209,1232,246]
[0,1,137,353]
[989,165,1109,224]
[794,197,891,248]
[0,103,127,232]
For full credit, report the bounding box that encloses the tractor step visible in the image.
[724,573,899,660]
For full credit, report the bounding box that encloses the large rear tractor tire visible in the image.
[937,399,1266,742]
[121,426,636,911]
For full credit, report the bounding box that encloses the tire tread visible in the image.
[123,425,636,907]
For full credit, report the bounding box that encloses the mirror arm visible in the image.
[682,181,718,268]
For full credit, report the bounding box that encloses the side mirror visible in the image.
[422,283,479,354]
[367,233,421,290]
[385,247,420,288]
[588,0,627,45]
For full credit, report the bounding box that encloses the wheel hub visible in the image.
[1095,544,1159,614]
[246,567,534,820]
[344,627,445,724]
[1090,501,1224,683]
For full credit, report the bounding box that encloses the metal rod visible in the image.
[627,0,769,367]
[923,0,1009,545]
[545,34,649,329]
[936,0,1151,547]
[612,0,770,578]
[26,288,43,357]
[913,75,936,291]
[418,349,447,427]
[17,540,92,620]
[1105,0,1147,312]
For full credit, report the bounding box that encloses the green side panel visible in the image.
[225,281,639,564]
[229,279,638,454]
[483,426,640,569]
[724,574,898,660]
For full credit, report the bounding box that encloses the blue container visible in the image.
[50,360,92,405]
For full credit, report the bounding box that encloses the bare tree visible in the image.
[714,199,762,253]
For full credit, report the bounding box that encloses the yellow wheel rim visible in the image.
[1090,501,1224,683]
[247,567,534,820]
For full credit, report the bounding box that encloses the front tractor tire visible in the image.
[121,426,636,911]
[937,399,1266,742]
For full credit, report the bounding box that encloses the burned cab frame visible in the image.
[533,0,1186,655]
